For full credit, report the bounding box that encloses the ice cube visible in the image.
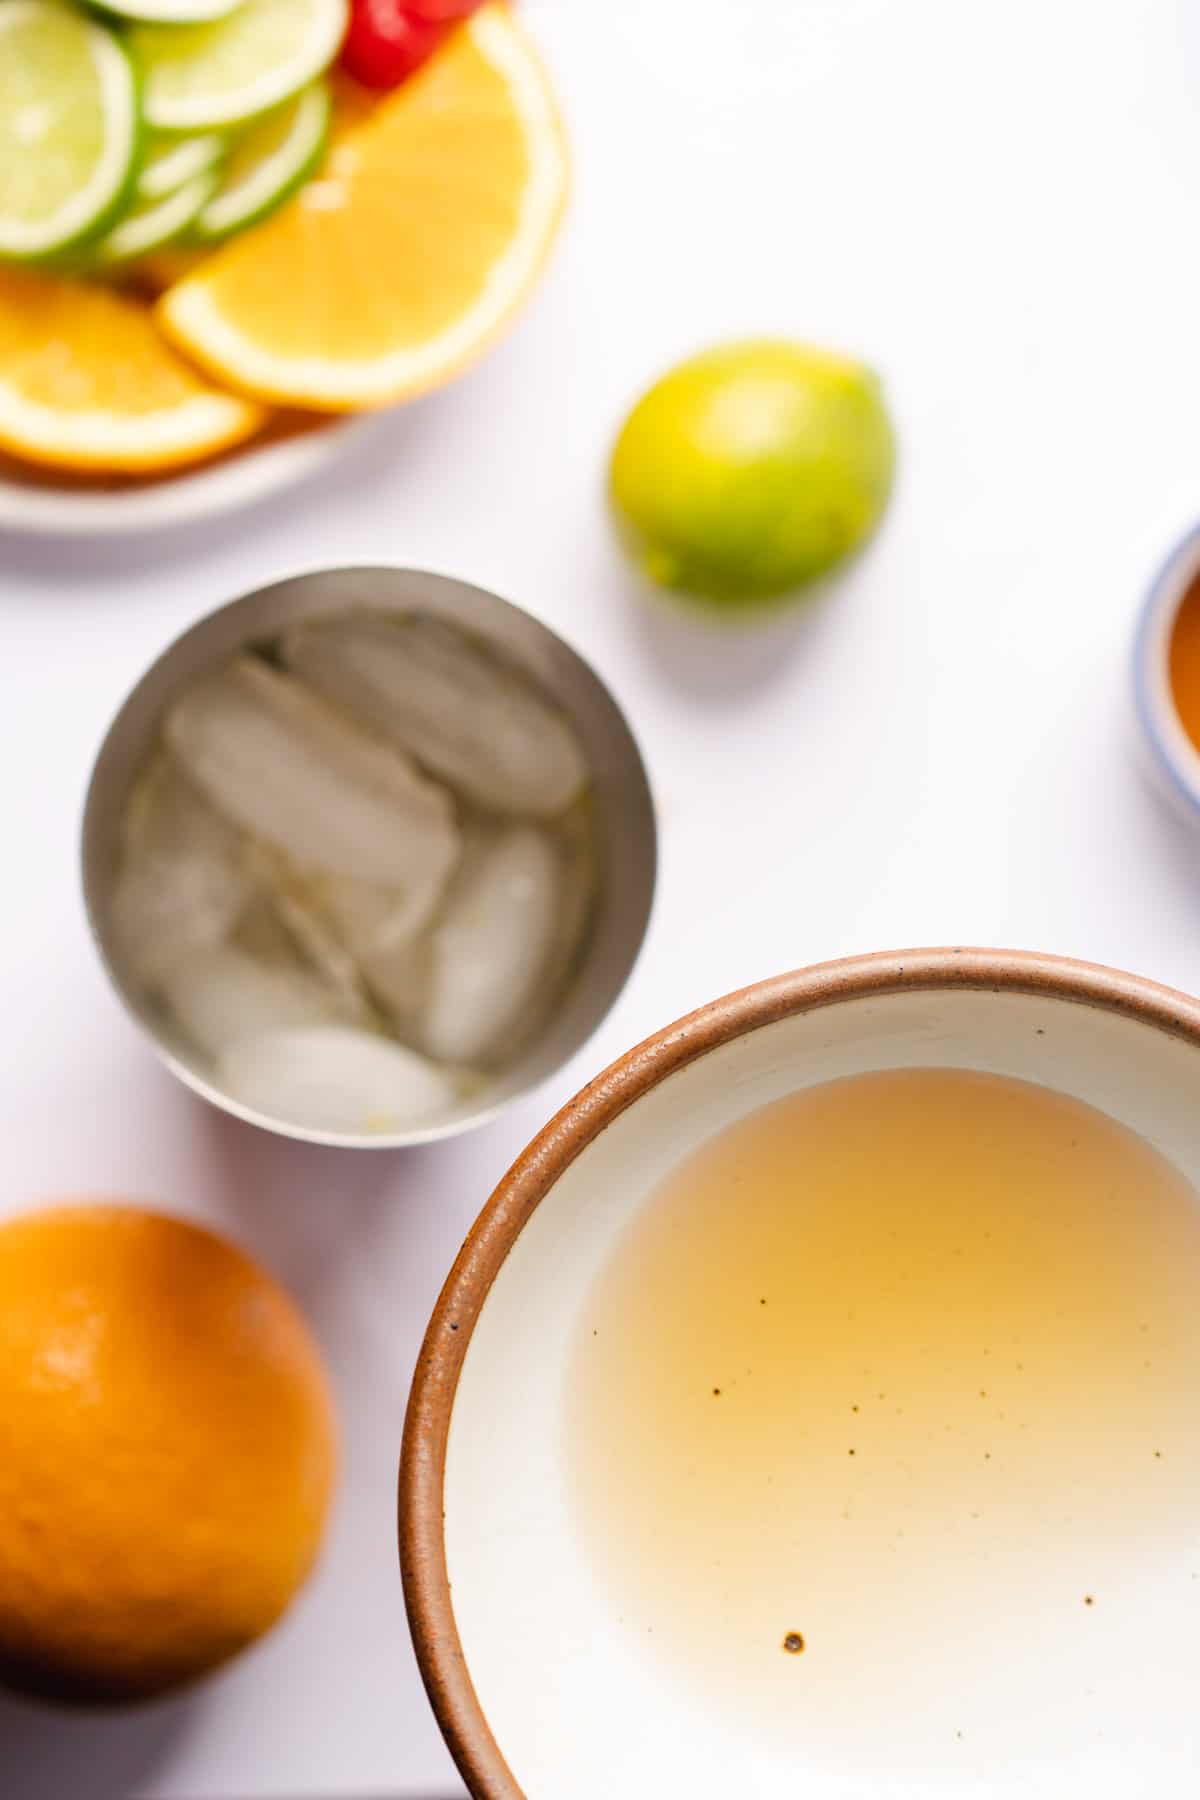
[234,842,440,1039]
[352,927,433,1040]
[238,844,379,1027]
[162,945,352,1059]
[281,613,588,819]
[216,1024,459,1135]
[320,870,444,958]
[110,755,251,986]
[229,889,306,967]
[421,824,566,1066]
[299,873,442,1037]
[165,655,461,890]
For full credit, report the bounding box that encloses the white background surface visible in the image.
[4,1,1200,1793]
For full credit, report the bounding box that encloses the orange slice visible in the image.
[0,267,265,473]
[158,5,569,412]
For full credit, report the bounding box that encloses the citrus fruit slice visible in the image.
[192,82,331,243]
[132,0,349,132]
[0,267,266,473]
[158,5,568,410]
[138,130,226,201]
[94,170,220,265]
[0,1,139,261]
[93,0,244,22]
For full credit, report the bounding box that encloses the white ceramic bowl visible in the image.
[401,949,1200,1800]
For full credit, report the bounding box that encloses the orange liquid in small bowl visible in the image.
[1168,572,1200,754]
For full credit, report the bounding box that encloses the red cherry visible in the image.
[340,0,452,89]
[405,0,486,18]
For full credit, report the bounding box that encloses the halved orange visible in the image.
[158,5,569,412]
[0,267,266,473]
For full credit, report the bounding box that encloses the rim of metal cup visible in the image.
[397,945,1200,1800]
[1133,518,1200,818]
[81,566,658,1150]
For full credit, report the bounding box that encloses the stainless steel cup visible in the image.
[82,566,657,1148]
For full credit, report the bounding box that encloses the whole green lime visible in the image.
[609,339,896,608]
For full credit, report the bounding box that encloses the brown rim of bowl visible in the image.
[399,945,1200,1800]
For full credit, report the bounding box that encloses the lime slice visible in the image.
[191,83,330,243]
[92,0,244,22]
[94,0,246,20]
[92,170,219,265]
[132,0,350,133]
[0,1,139,261]
[138,131,226,202]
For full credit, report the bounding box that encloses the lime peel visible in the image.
[133,0,350,133]
[91,0,244,22]
[191,83,331,243]
[94,171,220,265]
[610,338,896,609]
[138,133,226,202]
[0,1,140,260]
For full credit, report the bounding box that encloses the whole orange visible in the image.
[0,1204,337,1705]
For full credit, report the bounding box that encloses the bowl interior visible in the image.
[437,971,1200,1798]
[82,567,656,1147]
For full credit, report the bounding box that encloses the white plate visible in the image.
[0,415,369,538]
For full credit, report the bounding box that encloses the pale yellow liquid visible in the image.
[570,1070,1200,1772]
